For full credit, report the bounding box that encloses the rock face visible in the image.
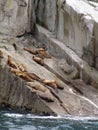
[0,0,36,36]
[1,0,98,116]
[0,66,55,115]
[1,38,98,116]
[35,0,57,32]
[35,0,98,70]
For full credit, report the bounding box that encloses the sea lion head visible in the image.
[8,55,12,60]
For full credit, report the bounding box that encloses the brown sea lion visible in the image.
[26,81,49,93]
[37,48,45,51]
[32,88,54,102]
[7,55,18,69]
[10,68,34,82]
[18,63,27,72]
[42,79,58,89]
[31,88,54,102]
[0,50,3,58]
[42,79,64,90]
[33,56,44,66]
[55,80,64,90]
[37,48,51,59]
[27,73,42,82]
[24,47,37,55]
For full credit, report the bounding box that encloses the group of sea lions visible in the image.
[24,47,51,66]
[0,47,64,102]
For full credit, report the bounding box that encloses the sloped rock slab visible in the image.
[0,38,98,116]
[57,90,98,116]
[70,79,98,106]
[44,57,79,81]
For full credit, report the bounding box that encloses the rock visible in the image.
[0,38,98,116]
[37,23,98,89]
[1,0,98,117]
[36,0,98,71]
[0,0,36,36]
[0,65,56,115]
[35,0,57,32]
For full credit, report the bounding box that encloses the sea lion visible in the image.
[31,88,54,102]
[24,47,37,55]
[7,55,18,69]
[42,79,58,89]
[42,79,64,90]
[0,50,3,58]
[10,68,34,82]
[27,82,54,102]
[33,56,44,66]
[27,73,42,82]
[26,81,49,93]
[18,63,27,72]
[55,80,64,90]
[37,48,51,59]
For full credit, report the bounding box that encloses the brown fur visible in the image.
[24,47,37,55]
[26,81,48,93]
[33,56,44,66]
[27,73,42,81]
[7,55,18,69]
[37,49,51,59]
[43,79,64,90]
[55,80,64,90]
[18,63,27,72]
[10,68,34,82]
[31,88,54,102]
[42,79,58,89]
[0,50,3,58]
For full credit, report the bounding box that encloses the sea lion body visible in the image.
[10,68,34,82]
[42,79,64,90]
[42,79,58,89]
[31,88,54,102]
[33,56,44,66]
[27,73,42,81]
[37,49,51,59]
[24,47,37,55]
[27,81,48,93]
[7,55,18,69]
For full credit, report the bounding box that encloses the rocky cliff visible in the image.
[0,0,98,116]
[35,0,98,70]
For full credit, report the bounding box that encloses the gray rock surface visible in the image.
[0,36,98,116]
[35,0,98,70]
[1,0,98,116]
[0,0,36,36]
[35,0,57,32]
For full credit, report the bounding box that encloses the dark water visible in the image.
[0,110,98,130]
